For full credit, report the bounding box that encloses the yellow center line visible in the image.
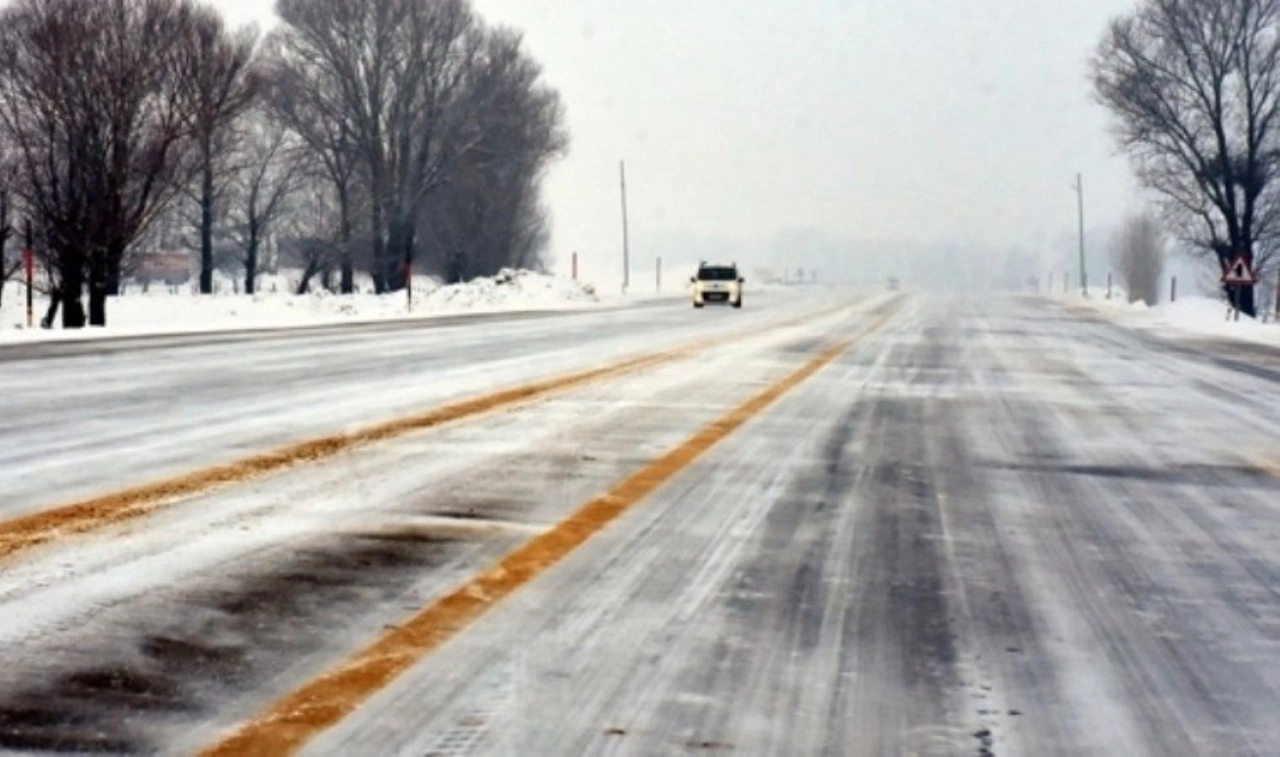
[0,300,876,562]
[198,306,899,757]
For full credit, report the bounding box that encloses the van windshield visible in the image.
[698,267,737,281]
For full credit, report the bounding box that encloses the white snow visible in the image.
[1055,292,1280,347]
[0,268,615,343]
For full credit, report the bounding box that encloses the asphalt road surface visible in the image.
[1,292,1278,756]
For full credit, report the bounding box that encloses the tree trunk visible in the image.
[386,220,403,292]
[297,256,319,295]
[105,242,123,297]
[340,257,354,293]
[87,251,108,326]
[199,147,215,295]
[245,230,258,296]
[371,201,387,294]
[384,216,415,292]
[41,288,60,329]
[60,249,86,329]
[1228,284,1258,317]
[445,247,462,284]
[338,186,354,295]
[88,281,107,326]
[61,286,85,329]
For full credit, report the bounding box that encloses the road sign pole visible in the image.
[1220,254,1260,316]
[1075,173,1088,296]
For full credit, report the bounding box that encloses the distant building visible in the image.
[133,250,191,285]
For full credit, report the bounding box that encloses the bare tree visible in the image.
[1092,0,1280,317]
[1111,213,1167,306]
[268,0,483,293]
[261,34,361,294]
[179,7,260,295]
[225,115,303,294]
[0,0,205,327]
[416,28,566,282]
[283,178,345,294]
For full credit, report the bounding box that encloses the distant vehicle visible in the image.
[887,277,900,291]
[691,262,744,309]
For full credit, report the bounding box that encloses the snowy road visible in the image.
[0,290,825,517]
[2,294,1280,755]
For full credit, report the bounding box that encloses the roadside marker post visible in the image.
[656,256,662,292]
[1171,276,1177,303]
[571,251,578,281]
[1106,272,1112,300]
[1064,272,1070,294]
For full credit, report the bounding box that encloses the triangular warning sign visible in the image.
[1221,255,1258,284]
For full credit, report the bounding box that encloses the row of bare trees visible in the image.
[0,0,566,327]
[1110,214,1167,306]
[1093,0,1280,316]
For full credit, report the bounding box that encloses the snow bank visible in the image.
[0,268,602,343]
[422,268,598,310]
[1056,292,1280,348]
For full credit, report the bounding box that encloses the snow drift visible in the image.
[0,268,602,343]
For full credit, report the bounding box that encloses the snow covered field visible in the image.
[0,268,672,344]
[1053,291,1280,347]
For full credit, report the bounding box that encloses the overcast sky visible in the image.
[214,0,1146,287]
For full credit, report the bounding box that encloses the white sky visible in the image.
[213,0,1145,288]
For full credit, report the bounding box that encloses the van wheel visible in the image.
[693,302,704,309]
[732,298,742,309]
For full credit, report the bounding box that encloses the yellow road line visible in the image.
[0,350,681,561]
[198,307,898,757]
[0,300,872,562]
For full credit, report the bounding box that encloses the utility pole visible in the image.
[1073,172,1088,296]
[620,160,630,294]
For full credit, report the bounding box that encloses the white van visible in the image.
[691,263,744,309]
